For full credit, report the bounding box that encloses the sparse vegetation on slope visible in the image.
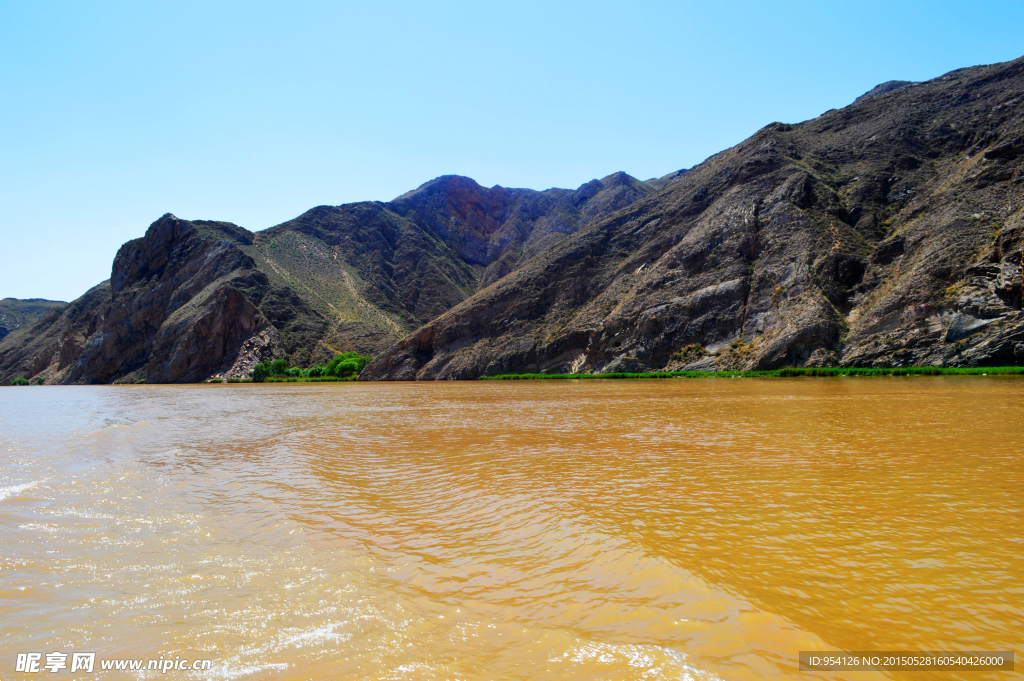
[0,171,654,384]
[364,55,1024,380]
[0,298,66,339]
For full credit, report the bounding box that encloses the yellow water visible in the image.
[1,379,1021,680]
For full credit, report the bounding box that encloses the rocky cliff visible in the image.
[0,215,309,384]
[363,56,1024,379]
[0,285,110,382]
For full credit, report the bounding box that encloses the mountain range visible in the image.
[2,55,1022,383]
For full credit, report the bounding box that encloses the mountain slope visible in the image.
[363,56,1024,379]
[6,55,1022,385]
[0,215,310,384]
[0,285,110,382]
[0,173,654,383]
[232,172,654,360]
[0,298,66,339]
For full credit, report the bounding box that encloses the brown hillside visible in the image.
[364,56,1024,379]
[0,173,653,383]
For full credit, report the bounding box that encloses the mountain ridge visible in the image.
[0,171,656,383]
[0,298,67,340]
[362,55,1024,379]
[3,55,1023,384]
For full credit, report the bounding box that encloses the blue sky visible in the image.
[2,1,1023,301]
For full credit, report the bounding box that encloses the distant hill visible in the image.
[0,298,66,339]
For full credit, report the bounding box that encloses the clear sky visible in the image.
[2,1,1023,301]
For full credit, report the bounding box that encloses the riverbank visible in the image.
[204,376,357,384]
[481,366,1024,380]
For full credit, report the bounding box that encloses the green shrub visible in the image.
[207,378,223,383]
[12,377,29,386]
[251,363,269,382]
[326,352,371,378]
[36,377,45,385]
[249,354,371,382]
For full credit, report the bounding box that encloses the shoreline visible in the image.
[10,366,1016,385]
[480,366,1024,380]
[203,376,357,384]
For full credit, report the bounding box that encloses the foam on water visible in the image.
[0,480,42,501]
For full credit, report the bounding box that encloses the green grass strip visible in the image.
[261,376,357,382]
[202,376,357,384]
[480,366,1024,380]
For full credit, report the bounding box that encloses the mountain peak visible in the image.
[392,175,483,202]
[854,80,917,104]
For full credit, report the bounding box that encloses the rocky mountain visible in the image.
[853,80,917,104]
[5,55,1023,384]
[0,218,301,384]
[0,283,114,383]
[0,173,653,384]
[0,298,66,339]
[241,172,653,358]
[364,56,1024,379]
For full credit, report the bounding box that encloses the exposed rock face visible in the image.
[0,284,111,384]
[64,216,275,383]
[389,172,655,286]
[146,285,281,383]
[58,214,307,384]
[363,56,1024,379]
[0,215,304,384]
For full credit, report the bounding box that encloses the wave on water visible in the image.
[273,622,353,651]
[0,480,43,501]
[202,661,290,681]
[203,622,352,680]
[552,641,724,681]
